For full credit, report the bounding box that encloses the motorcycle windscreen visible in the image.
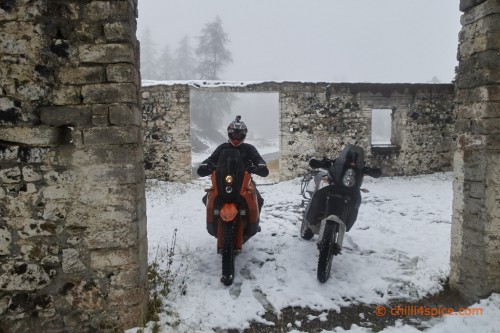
[333,144,365,188]
[215,149,246,202]
[305,185,356,228]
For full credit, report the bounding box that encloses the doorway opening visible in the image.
[190,91,280,182]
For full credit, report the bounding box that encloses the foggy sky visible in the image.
[137,0,461,83]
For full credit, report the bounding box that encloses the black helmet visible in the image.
[227,115,247,146]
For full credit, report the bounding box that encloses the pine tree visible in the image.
[158,44,174,80]
[429,76,441,83]
[195,16,233,80]
[172,36,196,80]
[139,27,159,80]
[191,16,235,146]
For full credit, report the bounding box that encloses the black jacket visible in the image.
[197,142,269,177]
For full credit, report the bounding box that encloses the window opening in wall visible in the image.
[371,108,392,146]
[190,91,280,181]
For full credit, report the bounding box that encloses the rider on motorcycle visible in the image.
[197,116,269,212]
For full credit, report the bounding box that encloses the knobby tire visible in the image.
[221,221,236,286]
[317,221,336,283]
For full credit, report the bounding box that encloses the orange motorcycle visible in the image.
[204,149,260,286]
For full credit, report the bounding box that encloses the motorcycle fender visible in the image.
[317,215,346,249]
[220,203,238,222]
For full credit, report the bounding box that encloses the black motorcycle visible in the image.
[300,144,382,282]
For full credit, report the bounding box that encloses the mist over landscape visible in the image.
[137,0,461,160]
[137,0,461,83]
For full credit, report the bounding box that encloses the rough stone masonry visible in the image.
[450,0,500,302]
[0,1,148,332]
[142,82,456,182]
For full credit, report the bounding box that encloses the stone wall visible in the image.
[279,82,455,180]
[141,82,455,181]
[450,0,500,302]
[142,85,191,182]
[0,1,148,332]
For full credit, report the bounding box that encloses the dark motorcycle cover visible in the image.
[306,144,365,232]
[215,149,246,202]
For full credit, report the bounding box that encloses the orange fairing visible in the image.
[240,172,259,224]
[220,203,238,222]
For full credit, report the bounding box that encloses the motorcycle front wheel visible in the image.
[300,216,314,240]
[317,220,337,283]
[221,221,236,286]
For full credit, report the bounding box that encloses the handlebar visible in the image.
[199,162,266,175]
[309,158,382,178]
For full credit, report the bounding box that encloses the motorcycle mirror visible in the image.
[364,167,382,178]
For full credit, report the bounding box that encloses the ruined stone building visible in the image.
[142,82,455,182]
[0,0,498,332]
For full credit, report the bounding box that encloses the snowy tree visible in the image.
[139,28,159,80]
[191,91,236,143]
[428,76,441,83]
[191,17,235,145]
[158,45,174,80]
[195,16,233,80]
[172,36,196,80]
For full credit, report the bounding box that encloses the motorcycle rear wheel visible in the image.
[317,221,336,283]
[221,221,236,286]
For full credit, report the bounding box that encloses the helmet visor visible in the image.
[228,129,246,141]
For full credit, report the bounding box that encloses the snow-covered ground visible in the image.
[127,172,500,333]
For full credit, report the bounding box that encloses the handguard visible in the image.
[247,164,269,177]
[363,167,382,178]
[309,157,334,169]
[197,162,215,177]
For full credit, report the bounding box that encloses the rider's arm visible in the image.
[247,145,269,177]
[197,144,224,177]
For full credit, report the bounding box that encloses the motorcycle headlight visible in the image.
[342,169,356,188]
[225,175,233,184]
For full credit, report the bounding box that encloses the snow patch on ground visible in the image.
[127,172,500,333]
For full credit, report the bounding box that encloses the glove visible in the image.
[247,165,257,174]
[197,162,214,177]
[254,163,269,177]
[247,164,269,177]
